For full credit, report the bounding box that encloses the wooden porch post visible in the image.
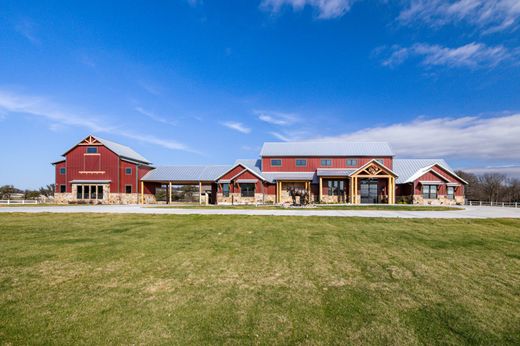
[168,181,172,204]
[140,181,144,204]
[199,181,202,205]
[353,177,358,204]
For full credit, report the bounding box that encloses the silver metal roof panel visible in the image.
[260,141,394,157]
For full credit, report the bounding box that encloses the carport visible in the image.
[140,165,231,204]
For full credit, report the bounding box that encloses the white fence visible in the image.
[466,200,519,208]
[0,200,39,205]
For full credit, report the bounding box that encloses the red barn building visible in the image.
[54,136,467,205]
[53,135,156,204]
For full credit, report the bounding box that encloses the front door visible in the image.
[360,179,378,204]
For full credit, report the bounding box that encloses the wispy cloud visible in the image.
[135,107,177,126]
[15,18,40,45]
[0,89,193,153]
[399,0,520,33]
[381,42,513,68]
[314,114,520,160]
[269,129,310,141]
[260,0,354,19]
[254,110,300,126]
[221,121,251,134]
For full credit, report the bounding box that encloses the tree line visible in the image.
[455,171,520,203]
[0,184,55,200]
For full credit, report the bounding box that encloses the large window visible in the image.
[125,167,132,175]
[86,147,98,154]
[76,185,104,200]
[271,159,282,167]
[447,186,455,200]
[125,185,132,194]
[422,185,437,199]
[296,159,307,167]
[321,159,332,167]
[59,167,66,175]
[240,183,255,197]
[328,180,345,196]
[60,185,66,193]
[346,159,357,167]
[222,183,230,197]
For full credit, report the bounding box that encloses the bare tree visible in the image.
[479,173,506,203]
[455,170,481,200]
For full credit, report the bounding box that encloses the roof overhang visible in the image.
[405,164,468,185]
[419,180,443,185]
[236,179,258,183]
[70,180,111,184]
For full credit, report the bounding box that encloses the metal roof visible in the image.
[393,159,453,184]
[262,172,318,183]
[141,165,231,182]
[95,136,151,164]
[260,141,394,157]
[316,169,357,177]
[234,159,263,175]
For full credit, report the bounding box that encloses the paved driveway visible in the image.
[1,205,520,218]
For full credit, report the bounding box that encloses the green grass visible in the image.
[1,214,519,345]
[152,204,461,211]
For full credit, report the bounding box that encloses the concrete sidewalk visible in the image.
[1,205,520,218]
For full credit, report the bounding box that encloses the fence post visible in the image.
[502,202,505,207]
[516,202,518,208]
[7,199,10,205]
[480,201,482,206]
[22,200,25,204]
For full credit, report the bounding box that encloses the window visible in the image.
[59,167,66,175]
[271,159,282,167]
[125,185,132,194]
[75,185,104,200]
[125,167,132,175]
[295,159,307,167]
[321,159,332,167]
[447,186,455,200]
[77,185,83,199]
[86,147,98,154]
[328,180,345,196]
[222,183,230,197]
[60,185,66,193]
[422,185,437,199]
[346,159,357,167]
[240,183,255,197]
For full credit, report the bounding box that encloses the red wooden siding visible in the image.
[412,166,465,196]
[262,156,393,172]
[219,164,248,180]
[55,162,67,192]
[65,145,120,192]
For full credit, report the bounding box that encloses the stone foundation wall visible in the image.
[217,193,273,205]
[53,191,156,205]
[412,195,464,206]
[319,194,348,204]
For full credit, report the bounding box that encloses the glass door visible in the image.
[360,179,378,204]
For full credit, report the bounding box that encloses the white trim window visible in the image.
[422,185,437,199]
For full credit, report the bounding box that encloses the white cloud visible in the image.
[382,42,512,68]
[269,129,310,141]
[221,121,251,134]
[464,165,520,178]
[0,89,193,152]
[314,114,520,160]
[135,107,177,126]
[399,0,520,33]
[255,110,300,126]
[260,0,354,19]
[15,18,40,45]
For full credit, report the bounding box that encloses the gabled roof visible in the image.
[260,141,394,157]
[216,161,266,182]
[62,135,152,165]
[141,165,231,182]
[394,159,468,184]
[349,159,398,177]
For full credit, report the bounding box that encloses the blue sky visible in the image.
[1,0,520,188]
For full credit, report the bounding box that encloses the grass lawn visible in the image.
[1,214,519,344]
[152,204,461,211]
